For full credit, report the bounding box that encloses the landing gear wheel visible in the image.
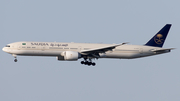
[14,59,17,62]
[84,61,88,65]
[81,61,84,64]
[92,63,96,66]
[88,62,92,66]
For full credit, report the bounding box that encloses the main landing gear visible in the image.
[81,61,96,66]
[81,58,96,66]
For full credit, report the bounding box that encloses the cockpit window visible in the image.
[5,45,10,47]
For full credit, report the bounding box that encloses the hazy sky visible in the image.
[1,0,180,101]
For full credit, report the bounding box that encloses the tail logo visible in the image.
[154,34,164,44]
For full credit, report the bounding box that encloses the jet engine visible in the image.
[57,51,81,61]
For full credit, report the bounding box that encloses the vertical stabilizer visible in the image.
[145,24,171,47]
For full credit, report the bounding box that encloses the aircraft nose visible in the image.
[2,47,6,52]
[2,47,5,51]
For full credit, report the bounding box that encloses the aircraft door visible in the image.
[18,44,21,50]
[139,48,143,54]
[79,46,82,51]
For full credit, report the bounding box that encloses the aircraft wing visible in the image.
[151,48,175,53]
[80,42,128,55]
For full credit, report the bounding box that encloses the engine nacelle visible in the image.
[58,51,81,61]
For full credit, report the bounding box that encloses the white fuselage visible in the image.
[2,41,169,59]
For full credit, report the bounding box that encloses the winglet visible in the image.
[145,24,172,47]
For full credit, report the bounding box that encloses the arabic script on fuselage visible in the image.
[31,43,68,47]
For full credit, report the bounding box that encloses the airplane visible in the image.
[2,24,174,66]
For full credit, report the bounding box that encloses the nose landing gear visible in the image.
[14,59,18,62]
[12,54,17,62]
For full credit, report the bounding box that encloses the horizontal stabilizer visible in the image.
[151,48,175,53]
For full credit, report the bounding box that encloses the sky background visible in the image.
[0,0,180,101]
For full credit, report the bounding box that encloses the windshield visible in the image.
[5,45,10,47]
